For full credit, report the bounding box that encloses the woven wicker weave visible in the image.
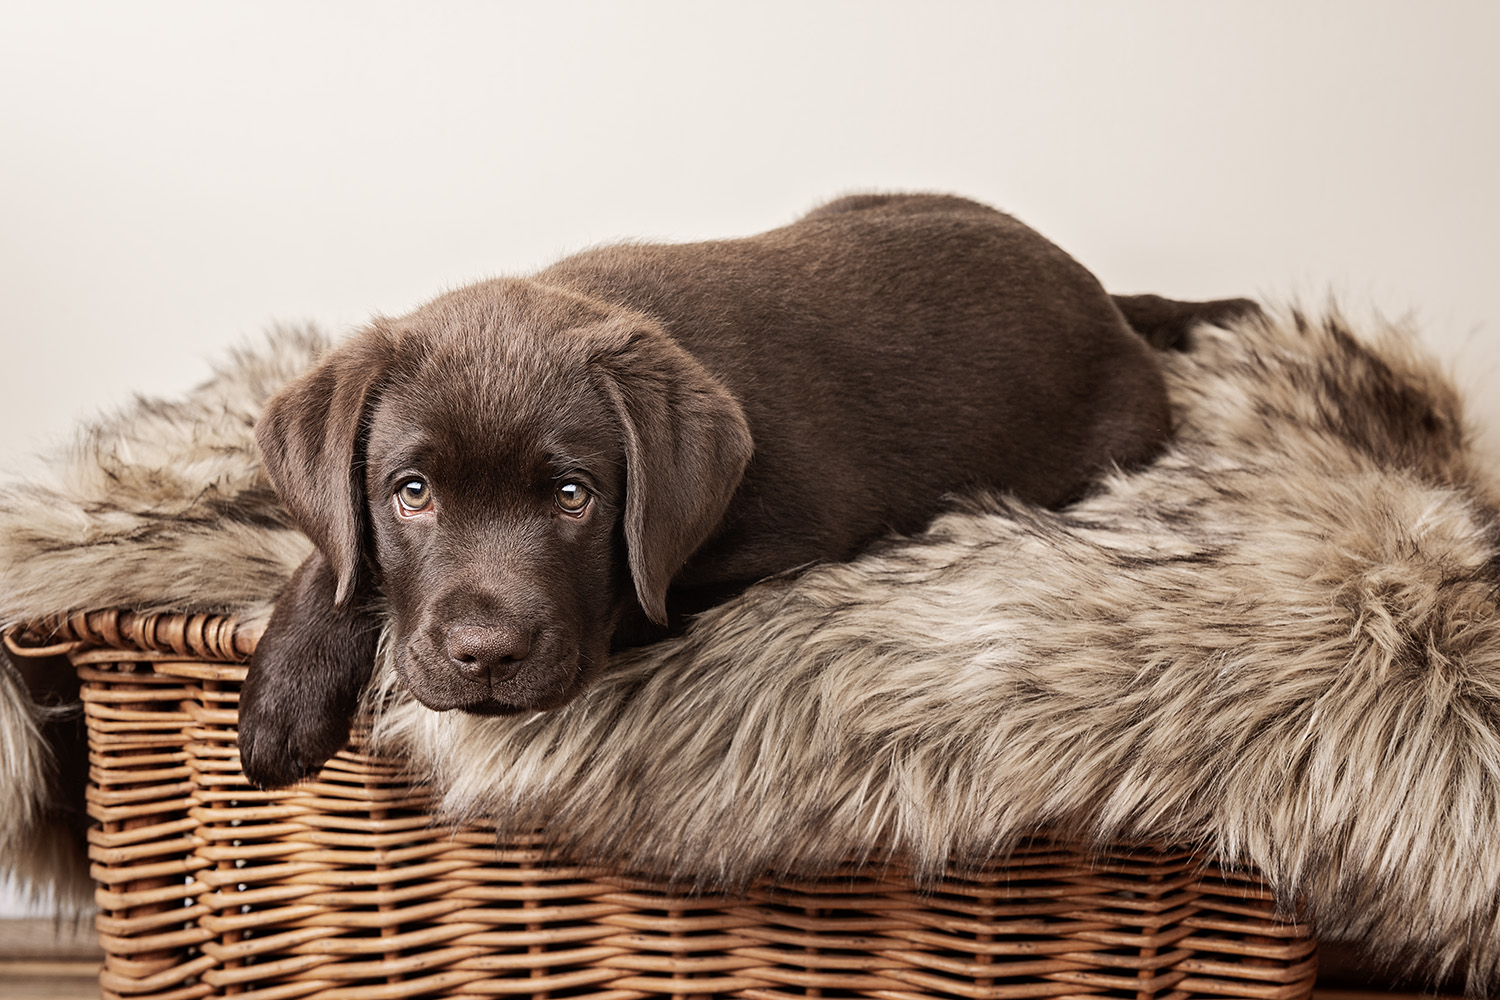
[8,609,1317,1000]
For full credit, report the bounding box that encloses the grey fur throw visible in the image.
[3,309,1499,989]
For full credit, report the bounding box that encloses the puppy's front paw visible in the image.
[237,551,379,790]
[237,689,352,790]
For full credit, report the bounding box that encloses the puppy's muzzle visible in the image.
[446,622,535,685]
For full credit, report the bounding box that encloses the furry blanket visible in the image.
[3,309,1500,990]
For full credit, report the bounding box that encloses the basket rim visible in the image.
[7,608,259,662]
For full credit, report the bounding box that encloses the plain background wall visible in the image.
[1,1,1496,911]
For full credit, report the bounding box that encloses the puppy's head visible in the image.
[239,280,751,785]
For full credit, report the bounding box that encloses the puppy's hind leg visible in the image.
[238,551,381,789]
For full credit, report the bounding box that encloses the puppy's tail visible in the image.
[1112,293,1262,350]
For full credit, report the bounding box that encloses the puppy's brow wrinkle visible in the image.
[549,450,619,474]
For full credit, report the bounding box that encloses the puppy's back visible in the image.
[540,194,1169,591]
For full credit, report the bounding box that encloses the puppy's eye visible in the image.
[555,481,591,515]
[396,478,433,514]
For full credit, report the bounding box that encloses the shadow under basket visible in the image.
[8,609,1318,1000]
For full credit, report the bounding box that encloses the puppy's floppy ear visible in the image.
[256,326,400,604]
[595,323,753,625]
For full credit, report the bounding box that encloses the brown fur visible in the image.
[239,193,1214,789]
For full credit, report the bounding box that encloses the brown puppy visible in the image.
[239,192,1253,788]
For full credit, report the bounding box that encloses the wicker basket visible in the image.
[8,609,1317,1000]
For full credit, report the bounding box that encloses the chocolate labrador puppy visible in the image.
[239,192,1254,788]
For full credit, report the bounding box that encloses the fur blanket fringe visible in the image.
[4,309,1500,990]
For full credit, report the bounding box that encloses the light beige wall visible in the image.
[2,1,1496,465]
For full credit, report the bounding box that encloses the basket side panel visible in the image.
[82,657,218,1000]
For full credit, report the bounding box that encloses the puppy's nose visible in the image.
[446,623,532,683]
